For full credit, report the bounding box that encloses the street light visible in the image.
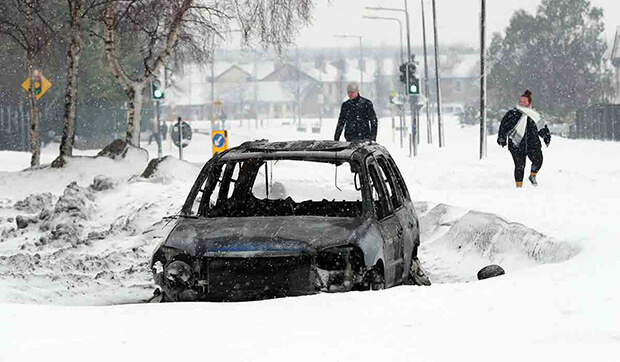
[365,3,418,157]
[364,6,410,65]
[334,34,363,93]
[362,15,404,64]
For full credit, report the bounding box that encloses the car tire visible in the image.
[366,266,385,291]
[407,256,431,286]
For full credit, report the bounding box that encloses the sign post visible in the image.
[171,117,192,160]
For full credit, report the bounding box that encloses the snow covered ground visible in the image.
[1,114,619,361]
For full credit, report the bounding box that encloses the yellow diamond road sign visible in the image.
[21,71,52,100]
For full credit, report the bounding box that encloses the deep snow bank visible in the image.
[0,158,579,305]
[0,148,199,305]
[417,202,580,283]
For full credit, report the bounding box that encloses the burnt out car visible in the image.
[151,140,430,302]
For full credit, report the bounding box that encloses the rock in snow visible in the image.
[13,193,54,214]
[89,175,117,192]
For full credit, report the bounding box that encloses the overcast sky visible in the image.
[293,0,620,49]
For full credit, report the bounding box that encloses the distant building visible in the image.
[162,49,480,122]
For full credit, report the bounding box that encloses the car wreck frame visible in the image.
[151,140,430,302]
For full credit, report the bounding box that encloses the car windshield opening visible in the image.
[200,159,363,218]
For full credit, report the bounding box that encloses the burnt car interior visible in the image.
[193,158,365,218]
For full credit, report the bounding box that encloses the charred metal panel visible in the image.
[200,255,314,300]
[165,216,367,257]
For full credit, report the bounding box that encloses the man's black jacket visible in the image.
[334,95,378,142]
[498,108,550,153]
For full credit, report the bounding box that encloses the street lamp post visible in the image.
[362,15,404,64]
[432,0,445,147]
[365,6,409,99]
[365,4,417,157]
[362,15,405,145]
[334,34,364,93]
[480,0,487,159]
[421,0,432,144]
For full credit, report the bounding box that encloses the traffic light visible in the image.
[408,76,420,95]
[399,62,420,95]
[151,78,164,100]
[399,63,407,84]
[407,62,420,95]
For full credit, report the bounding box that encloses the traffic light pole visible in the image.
[156,100,162,158]
[404,0,417,157]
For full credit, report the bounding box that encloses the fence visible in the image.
[0,104,30,151]
[574,105,620,141]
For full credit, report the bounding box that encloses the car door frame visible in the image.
[364,154,403,287]
[375,154,417,282]
[386,155,420,269]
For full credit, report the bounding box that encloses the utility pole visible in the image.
[480,0,487,159]
[432,0,444,147]
[421,0,432,144]
[404,0,417,157]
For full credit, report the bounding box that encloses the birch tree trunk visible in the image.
[103,0,140,145]
[25,0,40,167]
[123,83,145,145]
[103,0,193,146]
[58,0,83,159]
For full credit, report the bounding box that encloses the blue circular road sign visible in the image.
[213,133,225,148]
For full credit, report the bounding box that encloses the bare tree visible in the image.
[102,0,314,146]
[0,0,60,166]
[53,0,109,167]
[103,0,197,146]
[55,0,83,165]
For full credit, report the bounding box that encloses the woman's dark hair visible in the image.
[521,90,532,104]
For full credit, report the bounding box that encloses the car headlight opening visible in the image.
[165,260,194,285]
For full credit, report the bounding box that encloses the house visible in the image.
[162,49,481,123]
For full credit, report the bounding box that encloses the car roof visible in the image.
[217,140,389,163]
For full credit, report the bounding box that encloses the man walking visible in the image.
[497,90,551,187]
[334,83,378,142]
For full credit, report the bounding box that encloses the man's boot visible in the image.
[528,172,538,186]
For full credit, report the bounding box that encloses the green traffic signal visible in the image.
[408,78,420,95]
[151,79,165,100]
[153,88,164,99]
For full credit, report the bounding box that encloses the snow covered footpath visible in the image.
[0,115,619,361]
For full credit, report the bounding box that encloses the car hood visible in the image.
[163,216,369,258]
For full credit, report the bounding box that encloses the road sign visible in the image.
[212,130,228,155]
[21,70,52,100]
[172,121,192,148]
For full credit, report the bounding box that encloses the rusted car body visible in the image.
[151,140,430,302]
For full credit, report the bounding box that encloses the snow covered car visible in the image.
[150,140,430,302]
